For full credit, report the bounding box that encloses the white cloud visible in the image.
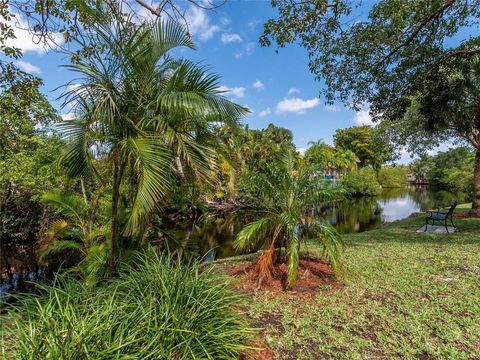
[297,147,307,155]
[288,87,300,95]
[354,109,374,125]
[221,33,242,44]
[220,17,231,26]
[325,104,340,112]
[16,60,41,74]
[67,83,82,92]
[5,11,64,54]
[217,85,246,99]
[247,19,261,30]
[276,97,320,115]
[186,6,221,42]
[61,112,76,121]
[258,107,271,117]
[252,80,264,90]
[233,42,255,59]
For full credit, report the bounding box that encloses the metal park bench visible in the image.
[424,201,458,233]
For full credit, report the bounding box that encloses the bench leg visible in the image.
[424,218,428,232]
[445,218,449,233]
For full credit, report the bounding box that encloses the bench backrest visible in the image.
[447,201,458,215]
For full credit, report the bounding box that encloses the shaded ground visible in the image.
[224,203,480,359]
[453,212,480,219]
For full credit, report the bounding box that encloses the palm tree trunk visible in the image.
[80,178,88,205]
[109,145,121,273]
[470,146,480,216]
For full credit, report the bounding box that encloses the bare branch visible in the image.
[134,0,161,16]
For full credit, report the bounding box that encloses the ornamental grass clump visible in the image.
[2,249,253,359]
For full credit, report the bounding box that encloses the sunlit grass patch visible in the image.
[242,207,480,359]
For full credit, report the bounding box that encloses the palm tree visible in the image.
[233,151,345,288]
[59,4,248,272]
[39,190,109,287]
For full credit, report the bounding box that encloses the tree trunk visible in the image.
[470,104,480,216]
[109,145,121,273]
[470,146,480,216]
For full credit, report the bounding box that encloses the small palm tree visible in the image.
[39,190,110,287]
[234,152,345,288]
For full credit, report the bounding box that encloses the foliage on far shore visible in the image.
[378,166,408,188]
[409,147,475,195]
[341,168,381,196]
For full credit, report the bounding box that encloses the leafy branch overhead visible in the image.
[261,0,480,117]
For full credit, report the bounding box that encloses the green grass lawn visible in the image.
[238,204,480,359]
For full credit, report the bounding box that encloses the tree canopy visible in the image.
[334,125,393,171]
[261,0,480,119]
[261,0,480,213]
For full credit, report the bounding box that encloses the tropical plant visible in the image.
[39,190,110,287]
[234,152,345,287]
[0,71,64,247]
[2,248,253,359]
[235,124,297,207]
[58,4,248,271]
[304,140,358,177]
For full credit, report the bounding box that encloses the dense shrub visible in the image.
[377,166,408,188]
[2,249,253,359]
[342,168,381,196]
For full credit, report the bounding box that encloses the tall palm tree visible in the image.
[234,151,345,288]
[59,4,248,271]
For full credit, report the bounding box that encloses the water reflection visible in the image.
[159,187,468,258]
[1,187,469,297]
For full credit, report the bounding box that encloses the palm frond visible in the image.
[57,119,95,178]
[41,191,88,226]
[147,20,196,58]
[286,233,300,288]
[42,219,70,244]
[83,244,108,289]
[154,60,250,121]
[123,136,173,235]
[234,216,275,251]
[38,241,83,263]
[310,221,343,274]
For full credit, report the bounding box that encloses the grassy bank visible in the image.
[236,204,480,359]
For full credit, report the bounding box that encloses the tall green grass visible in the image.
[1,249,253,359]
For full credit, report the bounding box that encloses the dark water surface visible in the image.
[161,187,465,260]
[0,187,466,297]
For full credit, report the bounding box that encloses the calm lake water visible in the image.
[158,186,465,260]
[0,186,466,297]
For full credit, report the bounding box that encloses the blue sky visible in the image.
[8,1,476,162]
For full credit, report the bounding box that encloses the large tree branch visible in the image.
[376,0,456,67]
[435,47,480,66]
